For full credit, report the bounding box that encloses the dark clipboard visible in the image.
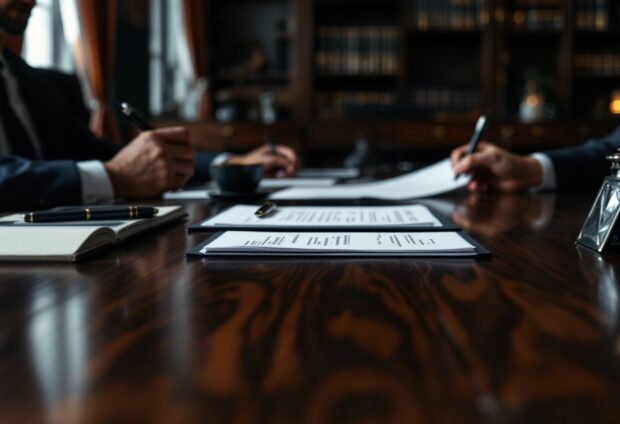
[186,231,491,258]
[188,205,459,233]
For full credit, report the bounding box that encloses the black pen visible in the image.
[264,134,278,156]
[120,102,154,131]
[254,202,277,218]
[454,115,488,180]
[23,206,159,223]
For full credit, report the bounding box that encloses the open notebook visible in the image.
[0,205,186,262]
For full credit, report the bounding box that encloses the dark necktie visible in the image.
[0,59,37,158]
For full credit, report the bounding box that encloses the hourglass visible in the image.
[577,150,620,252]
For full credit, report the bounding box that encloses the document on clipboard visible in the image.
[190,204,456,232]
[187,230,489,258]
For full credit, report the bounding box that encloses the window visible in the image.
[22,0,74,72]
[149,0,199,119]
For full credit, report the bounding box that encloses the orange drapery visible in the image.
[75,0,120,141]
[182,0,210,120]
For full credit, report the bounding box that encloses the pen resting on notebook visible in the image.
[23,206,158,223]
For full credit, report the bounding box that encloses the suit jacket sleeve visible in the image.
[0,50,219,211]
[546,125,620,192]
[0,157,82,210]
[193,151,220,181]
[0,51,120,211]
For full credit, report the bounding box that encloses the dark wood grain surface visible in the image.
[1,193,619,423]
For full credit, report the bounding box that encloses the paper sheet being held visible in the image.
[269,159,468,201]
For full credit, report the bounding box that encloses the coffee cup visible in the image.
[210,162,264,193]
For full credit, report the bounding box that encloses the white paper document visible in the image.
[258,178,337,189]
[199,204,444,230]
[163,189,210,200]
[163,178,339,200]
[269,159,468,201]
[297,168,360,179]
[197,230,477,257]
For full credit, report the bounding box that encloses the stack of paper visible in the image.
[194,204,449,231]
[189,230,482,257]
[297,168,360,179]
[163,178,338,200]
[258,178,337,189]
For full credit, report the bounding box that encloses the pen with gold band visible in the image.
[23,206,159,223]
[254,202,277,218]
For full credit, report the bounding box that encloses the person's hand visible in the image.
[226,144,299,177]
[451,141,543,192]
[104,127,196,199]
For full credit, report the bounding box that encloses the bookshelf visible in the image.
[187,0,620,160]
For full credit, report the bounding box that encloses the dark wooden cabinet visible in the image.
[182,0,620,158]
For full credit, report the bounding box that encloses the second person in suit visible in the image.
[450,126,620,193]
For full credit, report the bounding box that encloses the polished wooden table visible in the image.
[1,193,619,423]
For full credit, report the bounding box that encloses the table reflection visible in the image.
[448,193,555,237]
[576,247,620,333]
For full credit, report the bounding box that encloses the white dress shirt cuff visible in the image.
[211,152,232,166]
[77,160,115,204]
[530,153,557,191]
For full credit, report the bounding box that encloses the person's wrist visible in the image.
[225,154,250,165]
[522,156,544,189]
[103,161,127,198]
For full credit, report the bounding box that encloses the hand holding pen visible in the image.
[226,141,300,177]
[450,116,545,192]
[264,134,278,156]
[102,103,196,198]
[264,134,288,177]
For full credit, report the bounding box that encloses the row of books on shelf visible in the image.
[575,0,610,31]
[314,87,480,119]
[510,0,610,31]
[512,0,562,5]
[415,0,484,31]
[410,87,481,113]
[511,5,563,31]
[574,53,620,77]
[315,26,400,76]
[315,91,397,119]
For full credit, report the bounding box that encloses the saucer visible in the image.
[208,189,268,201]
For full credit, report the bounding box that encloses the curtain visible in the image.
[182,0,210,120]
[62,0,120,141]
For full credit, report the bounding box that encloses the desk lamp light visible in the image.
[577,149,620,252]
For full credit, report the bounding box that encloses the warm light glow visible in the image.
[526,94,541,107]
[610,91,620,115]
[513,11,525,25]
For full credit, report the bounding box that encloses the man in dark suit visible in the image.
[0,0,297,211]
[451,127,620,193]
